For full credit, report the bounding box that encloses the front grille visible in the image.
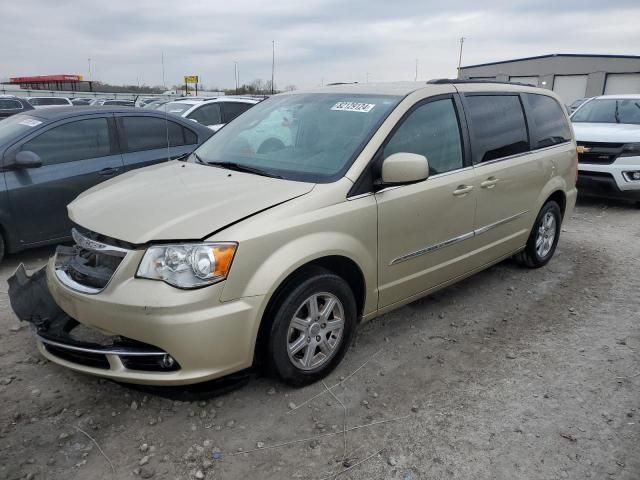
[44,344,110,369]
[55,228,129,293]
[578,141,624,165]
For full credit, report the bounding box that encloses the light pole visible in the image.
[271,40,275,94]
[457,37,466,78]
[88,58,92,82]
[234,61,239,93]
[161,51,166,89]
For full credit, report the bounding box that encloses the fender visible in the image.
[221,230,378,317]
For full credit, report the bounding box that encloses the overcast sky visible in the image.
[2,0,639,90]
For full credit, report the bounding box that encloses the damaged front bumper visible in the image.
[8,247,264,385]
[8,264,180,375]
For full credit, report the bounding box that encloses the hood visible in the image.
[68,161,314,244]
[572,122,640,143]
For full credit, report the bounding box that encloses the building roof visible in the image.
[461,53,640,70]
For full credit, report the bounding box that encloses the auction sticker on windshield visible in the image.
[331,102,375,113]
[18,119,42,127]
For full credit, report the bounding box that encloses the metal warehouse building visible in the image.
[458,53,640,106]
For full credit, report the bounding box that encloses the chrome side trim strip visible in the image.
[389,210,529,265]
[390,231,475,265]
[54,269,102,294]
[37,333,168,357]
[474,210,529,236]
[71,228,129,257]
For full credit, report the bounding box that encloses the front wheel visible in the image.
[267,268,357,386]
[518,201,562,268]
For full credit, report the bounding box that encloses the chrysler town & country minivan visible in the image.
[11,81,578,386]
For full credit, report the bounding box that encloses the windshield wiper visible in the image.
[191,152,206,164]
[206,161,283,179]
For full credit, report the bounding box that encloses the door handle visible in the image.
[480,177,499,189]
[98,167,120,176]
[453,185,474,196]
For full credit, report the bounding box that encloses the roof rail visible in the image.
[325,82,359,86]
[427,78,537,87]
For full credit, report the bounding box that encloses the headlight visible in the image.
[137,242,237,288]
[621,143,640,157]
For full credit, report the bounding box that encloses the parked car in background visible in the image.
[0,95,35,119]
[19,81,577,386]
[70,98,94,106]
[100,99,135,107]
[143,99,170,110]
[160,97,259,130]
[27,97,73,108]
[136,98,157,108]
[0,106,213,260]
[571,95,640,202]
[569,97,589,113]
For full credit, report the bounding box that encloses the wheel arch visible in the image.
[252,255,367,369]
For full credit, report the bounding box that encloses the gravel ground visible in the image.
[0,197,638,480]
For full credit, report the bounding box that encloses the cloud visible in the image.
[1,0,639,89]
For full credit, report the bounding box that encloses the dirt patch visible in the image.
[1,197,638,480]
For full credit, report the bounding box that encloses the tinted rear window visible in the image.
[525,94,572,148]
[29,97,70,106]
[0,99,23,110]
[122,116,195,152]
[223,102,254,122]
[465,95,529,163]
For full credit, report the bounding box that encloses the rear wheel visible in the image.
[267,268,356,386]
[518,201,561,268]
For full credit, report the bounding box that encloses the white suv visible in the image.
[160,97,259,131]
[571,95,640,201]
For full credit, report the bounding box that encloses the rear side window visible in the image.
[383,98,463,175]
[122,117,195,152]
[526,94,572,148]
[465,95,529,163]
[222,102,253,123]
[187,104,222,126]
[22,118,111,165]
[0,99,23,110]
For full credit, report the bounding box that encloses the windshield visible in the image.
[29,97,69,106]
[159,102,193,115]
[0,115,44,144]
[192,93,400,182]
[572,98,640,125]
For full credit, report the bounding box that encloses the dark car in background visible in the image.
[0,106,213,260]
[0,96,35,119]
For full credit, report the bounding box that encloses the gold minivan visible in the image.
[14,81,578,386]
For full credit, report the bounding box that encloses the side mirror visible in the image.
[14,151,43,169]
[380,152,429,185]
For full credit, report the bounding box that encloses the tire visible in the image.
[518,201,562,268]
[0,233,5,263]
[267,267,357,387]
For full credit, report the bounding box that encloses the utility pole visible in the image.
[88,58,92,82]
[415,58,418,81]
[161,51,166,89]
[457,37,466,78]
[234,61,239,94]
[271,40,275,94]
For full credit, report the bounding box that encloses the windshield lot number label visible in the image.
[18,119,42,127]
[331,102,375,113]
